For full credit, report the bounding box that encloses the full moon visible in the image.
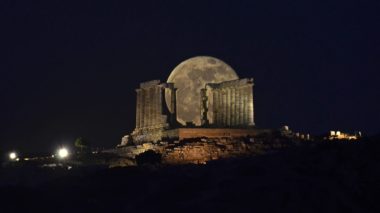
[165,56,239,126]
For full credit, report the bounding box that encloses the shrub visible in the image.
[135,150,162,166]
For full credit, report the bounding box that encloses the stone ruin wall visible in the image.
[131,80,177,144]
[174,128,273,140]
[202,78,255,127]
[112,135,288,167]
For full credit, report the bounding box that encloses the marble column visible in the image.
[150,88,154,127]
[146,88,151,127]
[223,89,227,126]
[248,84,254,126]
[149,87,153,126]
[157,86,162,125]
[214,90,218,125]
[231,87,236,126]
[141,89,146,128]
[236,86,240,126]
[200,88,207,126]
[225,88,230,126]
[145,88,149,127]
[240,86,245,126]
[136,89,141,129]
[170,87,177,126]
[236,87,241,126]
[216,90,221,126]
[150,87,155,126]
[242,86,248,125]
[154,86,159,126]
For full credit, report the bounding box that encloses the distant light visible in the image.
[9,152,17,160]
[58,148,69,159]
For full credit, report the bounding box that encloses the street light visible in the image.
[57,147,69,159]
[9,152,17,160]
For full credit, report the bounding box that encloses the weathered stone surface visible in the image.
[174,128,272,140]
[123,59,257,155]
[111,135,288,167]
[109,158,135,168]
[203,78,254,128]
[128,77,255,145]
[131,80,177,144]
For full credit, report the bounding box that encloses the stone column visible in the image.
[150,87,155,126]
[215,90,220,126]
[148,87,153,127]
[229,87,232,126]
[136,89,141,129]
[212,90,217,125]
[219,90,223,126]
[225,88,228,126]
[147,88,151,127]
[236,87,240,126]
[235,86,240,126]
[157,86,162,125]
[141,89,146,128]
[153,86,159,126]
[215,90,219,126]
[237,87,241,126]
[145,88,150,127]
[158,86,162,125]
[248,84,254,126]
[200,88,208,126]
[222,89,227,126]
[171,87,177,126]
[242,86,248,125]
[231,87,236,126]
[150,87,154,127]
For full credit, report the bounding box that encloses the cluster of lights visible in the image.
[7,147,70,161]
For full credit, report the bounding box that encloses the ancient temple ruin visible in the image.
[200,78,255,127]
[130,80,177,143]
[123,56,261,145]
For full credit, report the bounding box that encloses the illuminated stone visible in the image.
[328,130,361,140]
[123,56,256,145]
[201,78,255,127]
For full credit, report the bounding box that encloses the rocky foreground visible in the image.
[111,135,290,167]
[0,138,379,213]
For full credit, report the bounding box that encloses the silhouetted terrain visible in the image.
[1,138,379,213]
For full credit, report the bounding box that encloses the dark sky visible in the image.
[1,0,379,153]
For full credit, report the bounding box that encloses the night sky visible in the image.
[1,0,379,153]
